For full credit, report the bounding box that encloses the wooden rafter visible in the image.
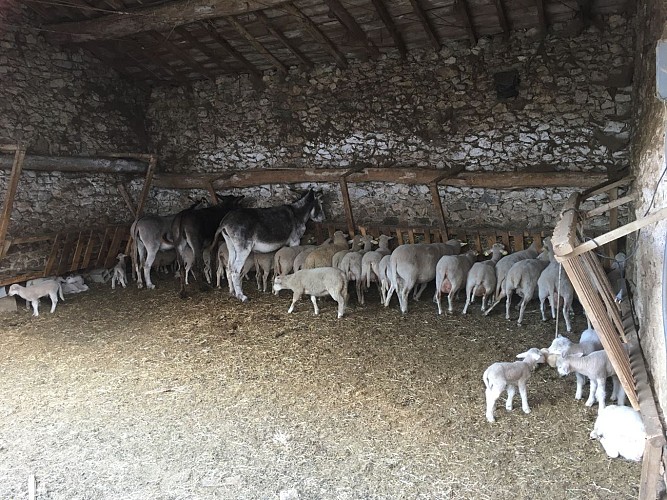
[323,0,380,58]
[369,0,407,59]
[535,0,547,33]
[148,31,216,81]
[408,0,440,52]
[455,0,476,46]
[493,0,510,37]
[224,16,289,75]
[254,11,313,69]
[174,27,228,75]
[282,3,348,69]
[111,39,191,85]
[200,22,265,85]
[45,0,290,43]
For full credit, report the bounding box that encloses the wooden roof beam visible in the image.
[254,11,313,70]
[224,16,289,75]
[148,31,216,82]
[174,27,229,75]
[45,0,290,43]
[200,22,265,87]
[408,0,440,52]
[282,3,348,69]
[493,0,510,38]
[535,0,548,34]
[115,38,191,85]
[369,0,407,59]
[455,0,476,47]
[322,0,380,58]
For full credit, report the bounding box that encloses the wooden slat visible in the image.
[117,183,137,218]
[69,231,86,272]
[135,155,156,219]
[586,193,636,218]
[429,183,449,240]
[282,3,348,69]
[0,147,25,259]
[81,230,96,269]
[43,233,63,277]
[95,227,112,267]
[510,231,524,250]
[581,251,626,339]
[56,233,77,275]
[396,230,404,245]
[583,176,634,198]
[104,227,125,269]
[407,228,415,244]
[369,0,407,58]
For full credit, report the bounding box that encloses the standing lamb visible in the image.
[483,347,545,423]
[111,253,128,289]
[8,280,64,317]
[462,242,506,314]
[273,267,349,319]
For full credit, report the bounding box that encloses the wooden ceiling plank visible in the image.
[101,0,127,9]
[149,31,216,81]
[174,27,227,74]
[493,0,510,38]
[369,0,407,59]
[322,0,380,58]
[199,22,265,85]
[225,16,289,75]
[45,0,290,43]
[254,11,314,70]
[282,3,348,69]
[535,0,548,33]
[408,0,440,52]
[456,0,476,46]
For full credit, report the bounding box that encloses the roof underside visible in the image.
[25,0,633,85]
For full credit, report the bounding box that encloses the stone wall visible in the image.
[147,15,634,231]
[629,0,667,416]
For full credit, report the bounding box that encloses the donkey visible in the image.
[216,189,325,302]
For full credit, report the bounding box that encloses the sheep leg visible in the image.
[615,379,627,406]
[413,282,427,301]
[227,245,252,302]
[31,300,39,317]
[485,386,502,423]
[575,373,586,400]
[462,286,473,315]
[539,295,548,322]
[585,379,598,407]
[447,285,459,314]
[549,291,557,320]
[288,291,302,314]
[49,292,58,313]
[142,246,159,290]
[505,289,514,320]
[517,297,528,326]
[595,377,607,410]
[518,381,531,414]
[562,301,572,333]
[310,295,319,315]
[505,385,516,411]
[435,288,443,315]
[598,437,621,459]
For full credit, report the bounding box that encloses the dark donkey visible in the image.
[171,194,245,297]
[217,189,325,302]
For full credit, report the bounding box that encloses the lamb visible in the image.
[546,329,603,396]
[338,235,375,305]
[434,249,478,314]
[273,245,315,277]
[331,234,362,268]
[484,249,550,326]
[493,240,539,301]
[202,244,214,284]
[386,239,464,314]
[483,348,545,423]
[152,249,177,274]
[537,238,576,332]
[556,350,626,410]
[360,235,394,293]
[216,243,253,288]
[606,252,627,303]
[303,231,349,269]
[58,275,89,294]
[111,253,128,289]
[253,251,277,292]
[8,280,64,316]
[272,267,349,319]
[462,243,506,314]
[590,405,646,462]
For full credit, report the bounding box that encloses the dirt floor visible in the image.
[0,274,641,499]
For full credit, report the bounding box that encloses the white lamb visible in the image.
[111,253,128,289]
[273,267,349,318]
[590,405,646,462]
[556,350,626,411]
[8,280,64,316]
[483,347,545,423]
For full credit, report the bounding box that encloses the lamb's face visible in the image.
[556,359,571,377]
[272,276,285,292]
[8,284,19,296]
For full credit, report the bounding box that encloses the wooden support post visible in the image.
[207,182,219,204]
[339,175,356,237]
[44,233,62,277]
[0,146,25,259]
[135,155,157,220]
[429,183,449,241]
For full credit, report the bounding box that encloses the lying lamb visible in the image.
[273,267,348,319]
[590,405,646,462]
[8,280,64,316]
[483,347,545,422]
[58,275,89,294]
[556,350,626,411]
[111,253,128,289]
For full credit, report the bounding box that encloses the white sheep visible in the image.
[556,350,626,410]
[273,245,315,277]
[331,234,362,268]
[377,254,393,305]
[537,239,575,332]
[8,280,64,316]
[303,231,349,269]
[434,249,478,314]
[111,253,128,289]
[462,243,506,314]
[360,235,394,293]
[338,235,375,305]
[58,275,89,294]
[483,347,545,423]
[493,240,539,301]
[216,243,253,288]
[273,267,349,318]
[545,329,603,396]
[485,250,550,326]
[590,405,646,462]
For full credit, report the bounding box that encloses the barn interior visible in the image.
[1,0,666,497]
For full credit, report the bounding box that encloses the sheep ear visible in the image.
[460,241,468,246]
[502,250,508,255]
[483,251,490,256]
[516,351,528,359]
[371,239,378,244]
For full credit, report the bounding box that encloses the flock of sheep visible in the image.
[5,225,644,461]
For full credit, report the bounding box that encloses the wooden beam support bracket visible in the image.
[0,146,26,259]
[117,183,137,219]
[135,155,157,220]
